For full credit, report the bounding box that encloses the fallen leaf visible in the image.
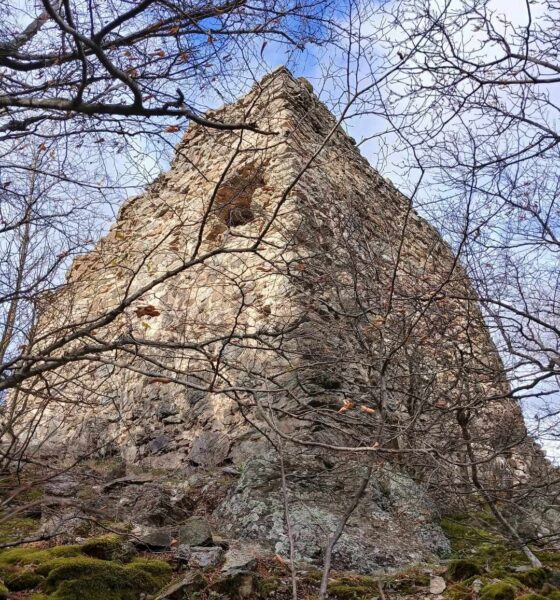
[135,305,161,318]
[338,399,355,413]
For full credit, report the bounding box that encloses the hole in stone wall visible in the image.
[214,164,264,227]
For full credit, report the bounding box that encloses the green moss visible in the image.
[257,576,281,598]
[0,581,7,600]
[327,583,373,599]
[125,558,172,588]
[303,569,323,582]
[18,488,44,503]
[386,571,429,594]
[516,594,548,600]
[0,516,39,542]
[480,581,516,600]
[5,570,44,591]
[81,534,136,562]
[447,560,482,581]
[0,541,172,600]
[326,575,378,599]
[446,581,472,600]
[441,516,500,554]
[536,552,560,568]
[514,568,548,589]
[41,556,172,599]
[544,592,560,600]
[0,545,82,568]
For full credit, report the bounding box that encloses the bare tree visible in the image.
[0,0,558,591]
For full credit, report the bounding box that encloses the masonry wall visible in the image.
[7,68,546,568]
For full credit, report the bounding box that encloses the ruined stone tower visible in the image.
[11,67,542,570]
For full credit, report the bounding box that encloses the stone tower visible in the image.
[11,67,540,570]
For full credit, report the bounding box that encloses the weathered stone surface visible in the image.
[217,458,449,572]
[430,576,447,594]
[132,525,176,549]
[112,482,193,526]
[155,572,207,600]
[211,571,255,599]
[176,543,225,566]
[221,541,264,574]
[188,431,231,467]
[178,516,213,547]
[14,66,550,572]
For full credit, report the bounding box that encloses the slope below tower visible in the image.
[7,67,548,570]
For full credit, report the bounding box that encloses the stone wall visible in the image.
[7,67,549,569]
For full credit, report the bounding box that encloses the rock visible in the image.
[211,571,255,599]
[118,483,193,527]
[147,434,171,454]
[163,415,183,424]
[102,474,153,491]
[178,516,212,547]
[155,572,207,599]
[218,459,449,573]
[472,579,484,593]
[430,576,446,594]
[222,466,241,476]
[221,541,264,573]
[44,475,79,497]
[133,525,176,549]
[157,402,179,419]
[175,544,192,562]
[175,545,224,568]
[188,431,231,467]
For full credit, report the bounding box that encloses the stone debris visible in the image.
[429,576,446,594]
[177,516,213,547]
[178,545,224,568]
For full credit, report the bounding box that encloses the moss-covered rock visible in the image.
[328,583,373,599]
[0,545,82,568]
[480,581,516,600]
[257,576,281,598]
[81,534,136,562]
[327,575,378,599]
[441,516,500,554]
[446,581,472,600]
[0,516,39,543]
[447,560,482,581]
[514,568,548,590]
[41,556,172,599]
[0,540,172,600]
[4,570,44,591]
[516,594,548,600]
